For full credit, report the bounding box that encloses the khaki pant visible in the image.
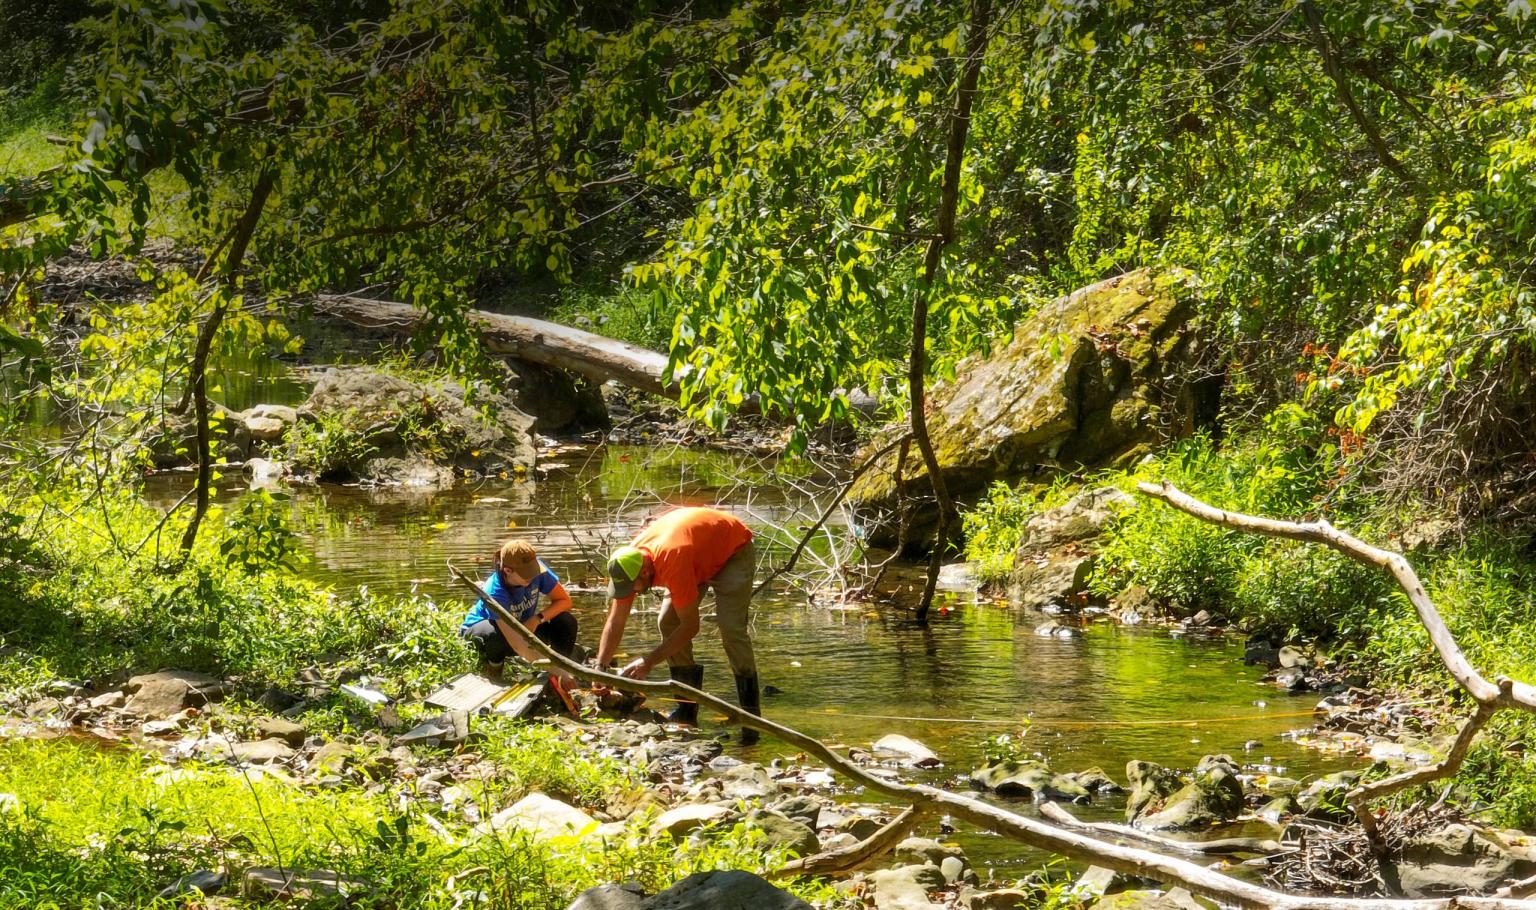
[658,540,756,676]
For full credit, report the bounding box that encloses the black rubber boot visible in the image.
[667,664,703,726]
[734,672,762,746]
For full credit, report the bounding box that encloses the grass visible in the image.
[0,732,848,909]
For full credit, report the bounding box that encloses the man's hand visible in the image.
[619,656,652,680]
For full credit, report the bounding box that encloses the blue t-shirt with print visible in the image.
[462,562,559,628]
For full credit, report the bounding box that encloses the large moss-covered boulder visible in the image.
[850,268,1207,548]
[292,366,536,485]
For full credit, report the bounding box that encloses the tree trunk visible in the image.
[179,168,276,555]
[911,0,991,621]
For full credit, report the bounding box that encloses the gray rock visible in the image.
[395,710,470,747]
[971,760,1090,803]
[834,814,883,841]
[1242,639,1280,668]
[719,763,777,800]
[850,268,1205,547]
[1397,824,1533,897]
[746,809,819,857]
[1277,645,1306,669]
[872,734,941,768]
[1296,771,1360,820]
[1070,767,1125,795]
[24,697,62,717]
[868,864,947,909]
[228,739,296,765]
[1012,553,1098,610]
[124,670,226,718]
[309,740,363,774]
[477,793,598,841]
[1125,761,1184,822]
[895,837,966,867]
[961,887,1031,910]
[653,804,733,838]
[643,870,812,909]
[940,855,968,883]
[769,794,822,829]
[567,883,645,910]
[242,868,364,900]
[295,366,537,483]
[88,690,126,710]
[256,717,306,747]
[1088,891,1188,910]
[157,870,225,899]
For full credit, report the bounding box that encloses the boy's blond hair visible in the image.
[497,540,540,580]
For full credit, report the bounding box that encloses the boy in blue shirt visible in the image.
[461,540,577,682]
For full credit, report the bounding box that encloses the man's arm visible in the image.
[622,600,699,679]
[595,597,633,668]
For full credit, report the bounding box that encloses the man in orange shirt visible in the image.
[596,506,762,745]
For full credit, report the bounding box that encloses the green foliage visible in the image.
[286,409,380,480]
[1081,426,1396,640]
[962,478,1088,584]
[221,489,303,573]
[0,484,465,693]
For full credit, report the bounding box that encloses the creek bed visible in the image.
[147,440,1351,876]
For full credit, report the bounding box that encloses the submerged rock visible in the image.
[970,760,1090,803]
[850,268,1208,549]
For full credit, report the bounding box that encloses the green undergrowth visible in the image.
[0,734,846,910]
[0,484,469,700]
[960,425,1536,826]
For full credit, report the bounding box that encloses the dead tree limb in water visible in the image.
[1137,481,1536,850]
[446,563,1536,910]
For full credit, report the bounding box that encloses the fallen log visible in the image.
[311,294,673,397]
[445,563,1536,910]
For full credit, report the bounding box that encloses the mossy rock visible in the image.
[850,268,1208,549]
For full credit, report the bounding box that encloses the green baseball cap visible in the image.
[607,546,646,599]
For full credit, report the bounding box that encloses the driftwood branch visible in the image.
[770,805,926,880]
[1039,801,1285,858]
[446,563,1536,910]
[1138,480,1536,865]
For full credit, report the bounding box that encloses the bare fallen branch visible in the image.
[447,563,1536,910]
[770,805,926,879]
[1137,480,1536,886]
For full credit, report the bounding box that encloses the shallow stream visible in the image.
[140,364,1353,874]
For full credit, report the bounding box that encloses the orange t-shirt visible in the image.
[618,507,752,610]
